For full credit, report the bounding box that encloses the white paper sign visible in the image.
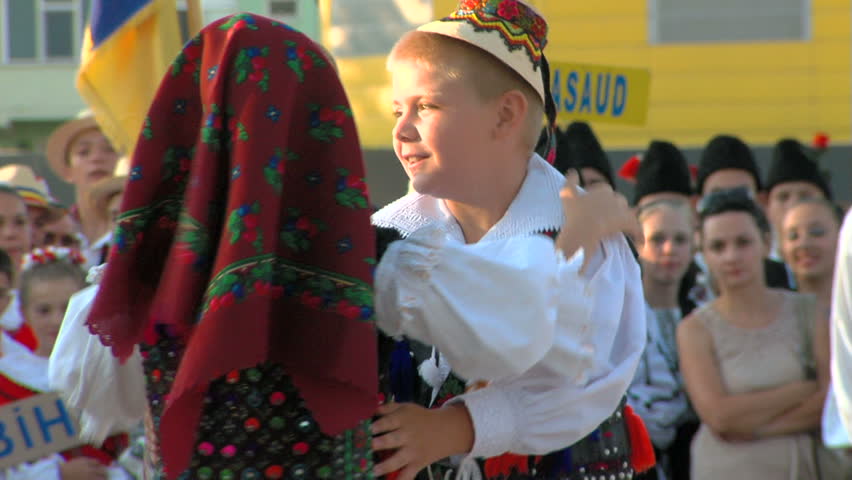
[0,392,84,469]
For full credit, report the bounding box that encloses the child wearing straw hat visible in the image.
[0,164,66,244]
[82,156,129,268]
[45,111,120,256]
[371,1,652,478]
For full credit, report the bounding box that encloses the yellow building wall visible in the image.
[331,0,851,150]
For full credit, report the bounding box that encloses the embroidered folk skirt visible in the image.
[141,332,373,480]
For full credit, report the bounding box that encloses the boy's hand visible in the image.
[372,402,474,479]
[556,170,642,271]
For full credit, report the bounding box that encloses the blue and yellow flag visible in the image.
[77,0,183,155]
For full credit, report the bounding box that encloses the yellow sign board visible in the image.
[550,62,651,126]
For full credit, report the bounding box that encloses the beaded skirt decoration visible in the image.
[424,401,637,480]
[142,329,373,480]
[380,333,638,480]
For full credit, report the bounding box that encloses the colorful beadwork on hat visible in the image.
[451,0,547,69]
[417,1,559,162]
[418,0,549,102]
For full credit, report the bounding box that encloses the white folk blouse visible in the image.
[829,209,852,445]
[373,153,646,461]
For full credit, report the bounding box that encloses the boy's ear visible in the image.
[494,90,528,138]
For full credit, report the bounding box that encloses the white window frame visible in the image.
[268,0,298,22]
[1,0,85,64]
[40,0,83,63]
[648,0,811,45]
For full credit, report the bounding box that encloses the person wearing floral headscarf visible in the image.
[86,14,377,479]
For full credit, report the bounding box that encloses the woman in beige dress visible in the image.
[678,190,830,479]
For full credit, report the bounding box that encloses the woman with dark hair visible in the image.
[677,190,834,479]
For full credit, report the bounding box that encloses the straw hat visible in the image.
[0,164,65,223]
[87,156,130,223]
[45,110,100,179]
[417,0,549,102]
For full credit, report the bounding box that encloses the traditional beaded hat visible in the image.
[418,0,549,101]
[418,0,558,161]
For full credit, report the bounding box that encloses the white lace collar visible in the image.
[372,153,565,241]
[0,331,50,392]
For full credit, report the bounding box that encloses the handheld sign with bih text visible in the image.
[0,392,84,469]
[551,61,651,126]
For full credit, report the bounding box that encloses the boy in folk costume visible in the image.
[45,112,120,269]
[371,1,653,479]
[624,141,699,480]
[765,138,832,261]
[554,121,616,190]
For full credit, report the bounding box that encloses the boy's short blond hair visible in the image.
[388,31,545,154]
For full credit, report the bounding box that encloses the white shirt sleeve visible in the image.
[375,227,561,380]
[48,285,147,446]
[831,210,852,440]
[0,455,63,480]
[376,227,646,457]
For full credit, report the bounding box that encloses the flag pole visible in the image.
[318,0,332,46]
[186,0,203,37]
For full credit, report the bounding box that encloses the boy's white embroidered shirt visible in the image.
[373,153,646,459]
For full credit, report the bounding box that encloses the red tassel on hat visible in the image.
[623,405,655,473]
[618,154,641,182]
[484,453,535,477]
[813,132,830,150]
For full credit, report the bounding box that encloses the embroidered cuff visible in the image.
[448,386,517,459]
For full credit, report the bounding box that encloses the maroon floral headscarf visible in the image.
[87,13,377,477]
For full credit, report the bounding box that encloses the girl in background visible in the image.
[630,199,699,480]
[781,199,844,318]
[0,247,131,480]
